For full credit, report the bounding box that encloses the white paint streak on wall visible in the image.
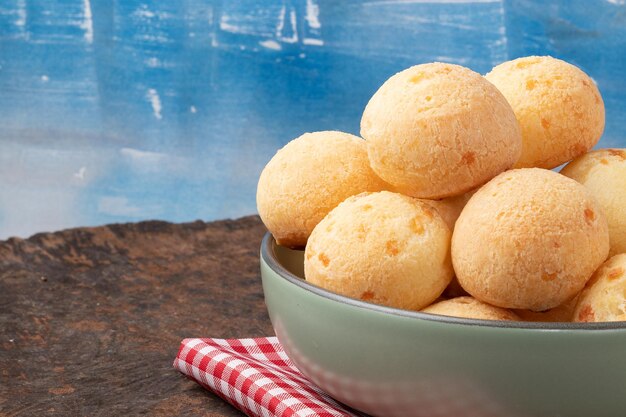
[132,5,172,23]
[303,38,324,46]
[498,11,508,58]
[489,1,508,63]
[287,8,298,42]
[81,0,94,44]
[74,166,87,180]
[15,0,27,27]
[276,5,285,34]
[135,5,156,19]
[259,40,282,50]
[276,6,298,43]
[146,88,163,120]
[120,147,166,163]
[137,34,171,43]
[220,20,247,34]
[303,0,324,46]
[305,0,321,29]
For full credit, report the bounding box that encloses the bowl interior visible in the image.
[273,243,305,279]
[263,233,626,330]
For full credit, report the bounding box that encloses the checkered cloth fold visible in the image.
[174,337,364,417]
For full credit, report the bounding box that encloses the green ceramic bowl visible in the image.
[260,233,626,417]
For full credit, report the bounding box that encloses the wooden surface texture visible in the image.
[0,216,271,416]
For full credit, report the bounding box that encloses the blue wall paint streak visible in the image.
[0,0,624,238]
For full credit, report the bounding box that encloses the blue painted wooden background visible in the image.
[0,0,624,238]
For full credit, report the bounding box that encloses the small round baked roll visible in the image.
[561,148,626,257]
[485,56,605,169]
[452,168,610,311]
[257,131,388,248]
[305,191,453,310]
[361,62,521,199]
[422,297,519,321]
[427,191,475,298]
[573,254,626,322]
[426,190,475,231]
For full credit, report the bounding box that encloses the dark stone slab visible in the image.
[0,216,272,416]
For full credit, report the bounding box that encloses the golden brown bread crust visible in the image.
[561,148,626,257]
[422,296,519,321]
[485,56,605,169]
[361,62,521,199]
[425,190,475,232]
[305,191,453,310]
[256,131,389,248]
[452,168,610,311]
[573,254,626,322]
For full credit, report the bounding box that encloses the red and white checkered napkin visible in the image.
[173,337,365,417]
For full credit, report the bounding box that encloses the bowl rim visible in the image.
[261,232,626,331]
